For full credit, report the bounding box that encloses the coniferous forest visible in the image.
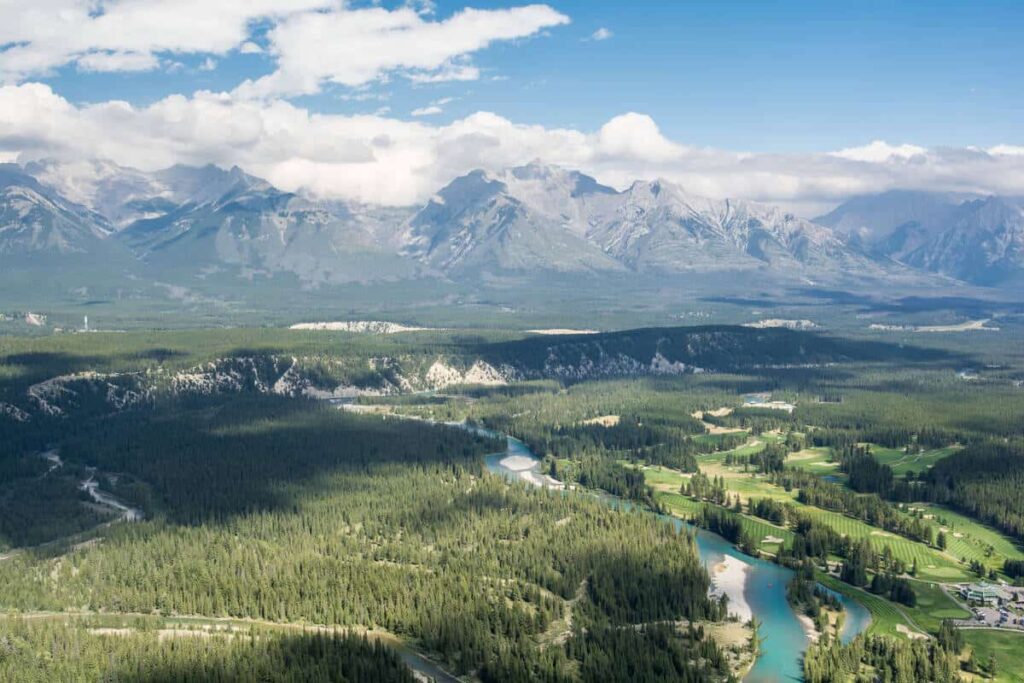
[1,323,1023,681]
[0,387,730,681]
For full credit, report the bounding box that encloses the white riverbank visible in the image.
[499,455,538,471]
[497,455,564,490]
[710,555,752,622]
[796,613,819,643]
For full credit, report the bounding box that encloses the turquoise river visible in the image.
[485,433,871,683]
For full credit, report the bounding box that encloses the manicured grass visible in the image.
[689,455,797,503]
[655,491,704,518]
[904,579,971,633]
[800,508,968,582]
[787,443,958,479]
[701,439,765,460]
[913,504,1024,578]
[818,575,915,638]
[786,447,843,477]
[817,574,968,640]
[654,491,794,552]
[657,440,973,582]
[866,443,960,476]
[961,629,1024,682]
[642,465,686,491]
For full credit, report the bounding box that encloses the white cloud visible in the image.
[239,41,264,55]
[75,51,161,73]
[989,144,1024,156]
[232,4,570,98]
[407,63,481,84]
[404,0,438,15]
[588,27,613,41]
[411,106,443,117]
[830,140,927,162]
[595,113,687,163]
[411,96,456,116]
[0,1,568,110]
[0,1,332,83]
[3,83,1024,213]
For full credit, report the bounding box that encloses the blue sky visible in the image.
[30,0,1024,152]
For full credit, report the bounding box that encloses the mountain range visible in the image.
[816,190,1024,287]
[2,159,1021,302]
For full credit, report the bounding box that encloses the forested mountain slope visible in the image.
[0,325,957,425]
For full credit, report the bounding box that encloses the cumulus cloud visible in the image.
[588,27,613,41]
[0,1,566,95]
[0,0,331,82]
[2,83,1024,213]
[232,4,570,98]
[595,113,687,163]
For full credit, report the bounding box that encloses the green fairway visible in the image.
[655,491,705,518]
[816,575,967,640]
[786,447,845,478]
[913,504,1024,577]
[817,575,917,638]
[642,465,687,490]
[649,439,974,583]
[867,444,960,476]
[962,630,1024,682]
[654,491,794,553]
[800,508,968,582]
[904,580,971,633]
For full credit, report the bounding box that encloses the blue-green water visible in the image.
[483,432,870,682]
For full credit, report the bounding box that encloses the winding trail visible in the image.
[1,452,142,564]
[79,468,143,522]
[39,449,63,477]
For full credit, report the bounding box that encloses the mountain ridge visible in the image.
[1,159,1013,297]
[817,190,1024,286]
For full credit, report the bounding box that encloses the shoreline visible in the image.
[796,613,819,643]
[499,454,537,471]
[498,454,565,490]
[710,555,753,623]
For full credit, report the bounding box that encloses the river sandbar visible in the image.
[710,555,753,622]
[500,455,539,471]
